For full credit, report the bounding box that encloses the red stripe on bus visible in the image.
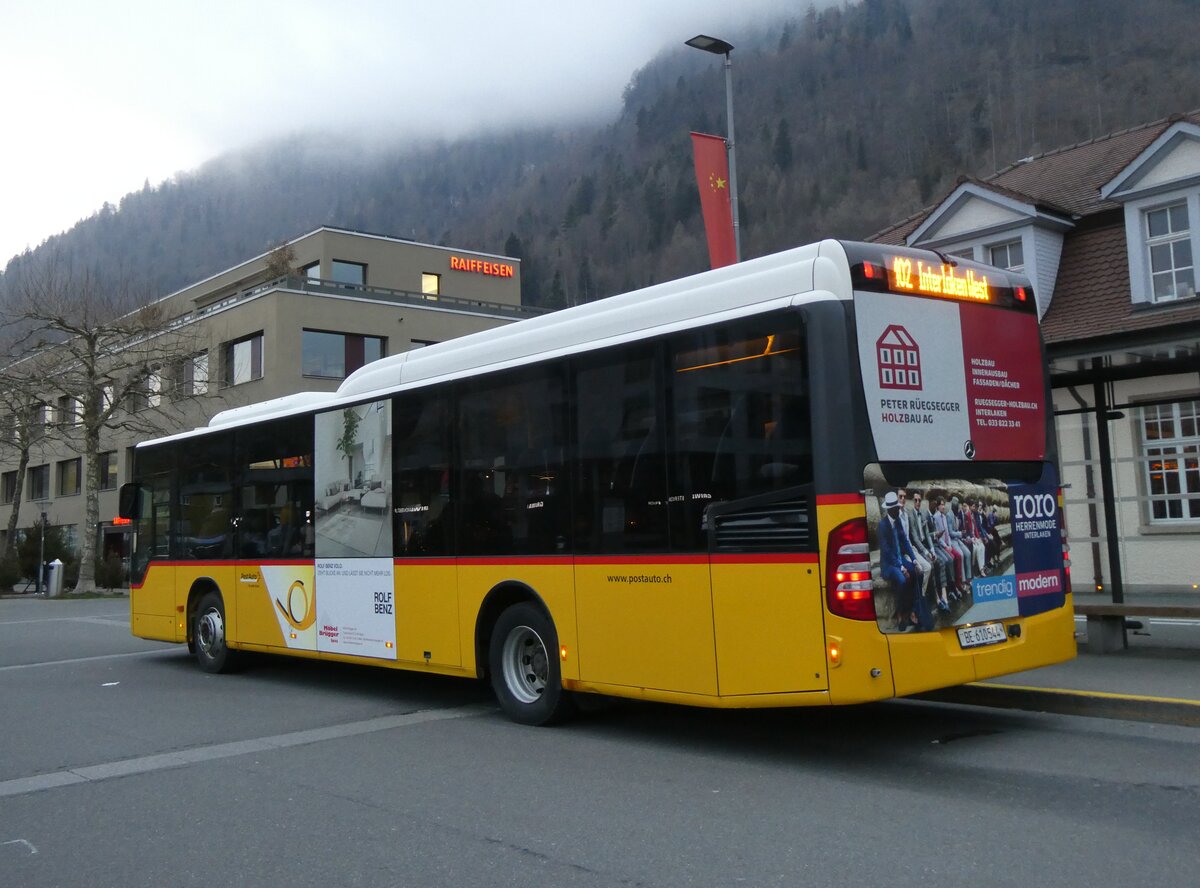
[455,556,573,567]
[137,554,816,571]
[709,553,819,565]
[816,494,864,506]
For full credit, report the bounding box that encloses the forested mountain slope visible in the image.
[5,0,1199,308]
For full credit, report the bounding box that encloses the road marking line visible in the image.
[1072,615,1200,627]
[976,681,1200,707]
[0,649,182,672]
[74,617,133,628]
[1,839,38,854]
[0,704,489,799]
[0,613,129,626]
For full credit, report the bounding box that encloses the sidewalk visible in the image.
[922,609,1200,726]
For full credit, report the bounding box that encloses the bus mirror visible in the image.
[118,483,142,521]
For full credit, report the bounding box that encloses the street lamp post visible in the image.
[686,34,740,262]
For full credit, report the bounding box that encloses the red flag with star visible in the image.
[690,131,736,268]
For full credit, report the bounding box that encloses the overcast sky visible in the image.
[0,0,792,264]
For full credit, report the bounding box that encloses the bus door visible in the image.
[707,488,827,696]
[233,418,318,653]
[674,319,827,697]
[311,402,399,664]
[571,345,722,696]
[577,316,828,698]
[127,453,177,642]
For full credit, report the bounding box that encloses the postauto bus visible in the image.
[121,240,1074,724]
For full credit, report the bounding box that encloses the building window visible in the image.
[125,374,156,413]
[410,338,438,349]
[58,458,81,497]
[28,465,49,501]
[1142,399,1200,522]
[302,261,321,280]
[331,260,366,287]
[186,352,209,396]
[146,370,163,409]
[989,239,1024,271]
[2,471,16,504]
[302,330,385,379]
[224,333,264,386]
[37,402,54,429]
[57,395,80,427]
[99,451,119,490]
[421,273,441,297]
[1145,202,1194,302]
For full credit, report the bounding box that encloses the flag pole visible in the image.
[722,49,740,262]
[687,35,740,262]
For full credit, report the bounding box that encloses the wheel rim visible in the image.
[501,623,548,704]
[197,607,225,659]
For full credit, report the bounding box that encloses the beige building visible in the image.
[1,227,538,569]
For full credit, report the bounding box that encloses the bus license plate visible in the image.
[957,622,1007,649]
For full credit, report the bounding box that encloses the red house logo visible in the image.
[876,325,922,390]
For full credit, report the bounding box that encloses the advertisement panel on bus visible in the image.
[863,467,1066,638]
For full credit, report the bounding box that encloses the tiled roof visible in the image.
[1040,221,1125,343]
[988,117,1195,216]
[1042,217,1200,346]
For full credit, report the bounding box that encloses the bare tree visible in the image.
[0,383,47,560]
[2,255,207,592]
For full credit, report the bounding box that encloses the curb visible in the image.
[915,682,1200,728]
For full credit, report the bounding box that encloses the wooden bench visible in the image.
[1075,603,1200,653]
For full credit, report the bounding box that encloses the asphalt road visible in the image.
[2,597,1197,887]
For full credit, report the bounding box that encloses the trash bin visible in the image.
[46,558,64,598]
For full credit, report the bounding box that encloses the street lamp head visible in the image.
[685,34,734,55]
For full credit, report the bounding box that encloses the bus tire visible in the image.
[193,590,239,674]
[489,602,575,726]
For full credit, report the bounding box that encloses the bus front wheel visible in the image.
[489,603,575,726]
[194,591,239,674]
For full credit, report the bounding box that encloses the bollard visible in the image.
[46,558,65,598]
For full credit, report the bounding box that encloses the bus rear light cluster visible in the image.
[826,518,875,621]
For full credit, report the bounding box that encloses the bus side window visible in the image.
[393,392,452,557]
[458,365,569,555]
[572,347,669,553]
[236,416,314,559]
[669,319,813,551]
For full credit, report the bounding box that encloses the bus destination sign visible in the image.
[889,256,991,303]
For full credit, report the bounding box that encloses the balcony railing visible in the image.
[177,274,547,328]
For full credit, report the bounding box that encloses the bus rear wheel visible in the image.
[194,591,239,674]
[489,603,575,726]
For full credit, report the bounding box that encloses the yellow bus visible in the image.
[121,240,1075,725]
